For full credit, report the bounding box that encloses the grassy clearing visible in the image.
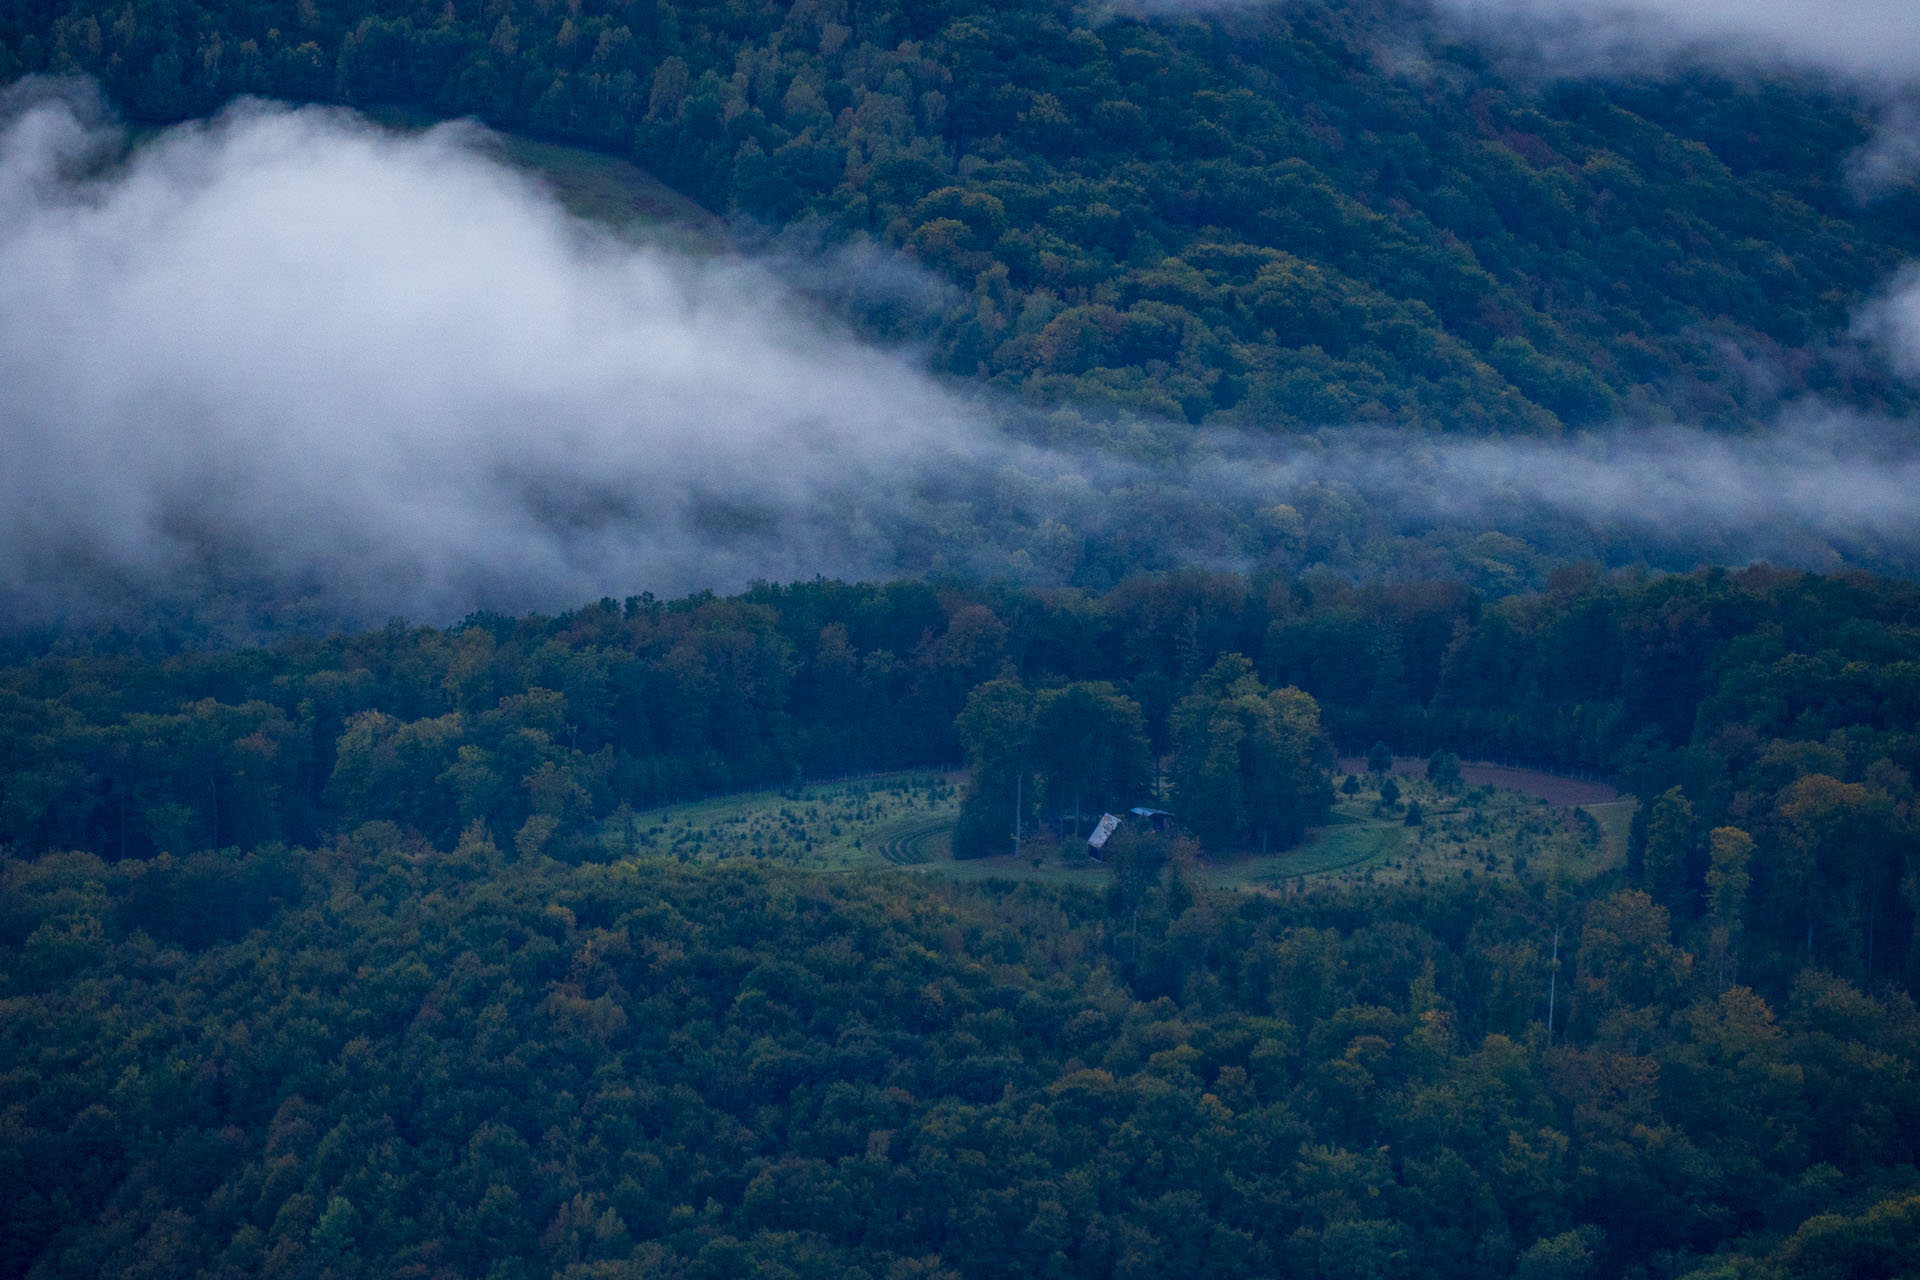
[601,771,961,869]
[599,768,1626,896]
[359,107,724,250]
[488,133,724,249]
[919,852,1112,888]
[1580,799,1637,871]
[1212,821,1409,892]
[1207,772,1619,897]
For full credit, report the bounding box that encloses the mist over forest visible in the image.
[4,62,1920,631]
[7,3,1920,1280]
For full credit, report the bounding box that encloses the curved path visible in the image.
[877,822,951,866]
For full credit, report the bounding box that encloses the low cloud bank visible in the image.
[0,80,991,624]
[5,80,1920,633]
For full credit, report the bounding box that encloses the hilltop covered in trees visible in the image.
[5,0,1917,432]
[5,564,1920,1277]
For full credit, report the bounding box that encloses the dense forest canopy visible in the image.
[8,1,1920,1277]
[5,565,1920,1279]
[5,564,1919,983]
[4,0,1919,435]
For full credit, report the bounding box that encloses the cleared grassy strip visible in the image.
[358,107,725,249]
[877,822,953,866]
[602,771,961,869]
[921,853,1110,888]
[1581,799,1637,871]
[1212,821,1409,892]
[489,133,726,250]
[603,766,1620,895]
[1207,775,1617,894]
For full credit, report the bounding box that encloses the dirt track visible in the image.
[1336,756,1619,807]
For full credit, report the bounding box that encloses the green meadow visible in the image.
[603,767,1623,895]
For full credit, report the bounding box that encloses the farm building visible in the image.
[1087,807,1176,857]
[1129,807,1173,831]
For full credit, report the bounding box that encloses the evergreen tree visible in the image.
[1642,787,1697,917]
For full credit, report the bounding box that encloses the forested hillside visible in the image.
[5,0,1917,431]
[5,567,1920,1278]
[6,832,1920,1280]
[5,566,1918,983]
[9,2,1920,1276]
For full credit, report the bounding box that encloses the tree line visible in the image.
[3,564,1918,987]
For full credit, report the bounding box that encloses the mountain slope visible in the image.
[6,0,1918,433]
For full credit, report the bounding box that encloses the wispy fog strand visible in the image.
[1411,0,1920,193]
[1426,0,1920,85]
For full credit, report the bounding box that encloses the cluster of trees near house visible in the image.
[4,567,1920,1278]
[6,0,1917,434]
[951,654,1334,859]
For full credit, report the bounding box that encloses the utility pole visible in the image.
[1547,924,1560,1042]
[1013,768,1022,857]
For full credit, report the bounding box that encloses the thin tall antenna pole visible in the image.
[1014,768,1022,857]
[1547,925,1560,1042]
